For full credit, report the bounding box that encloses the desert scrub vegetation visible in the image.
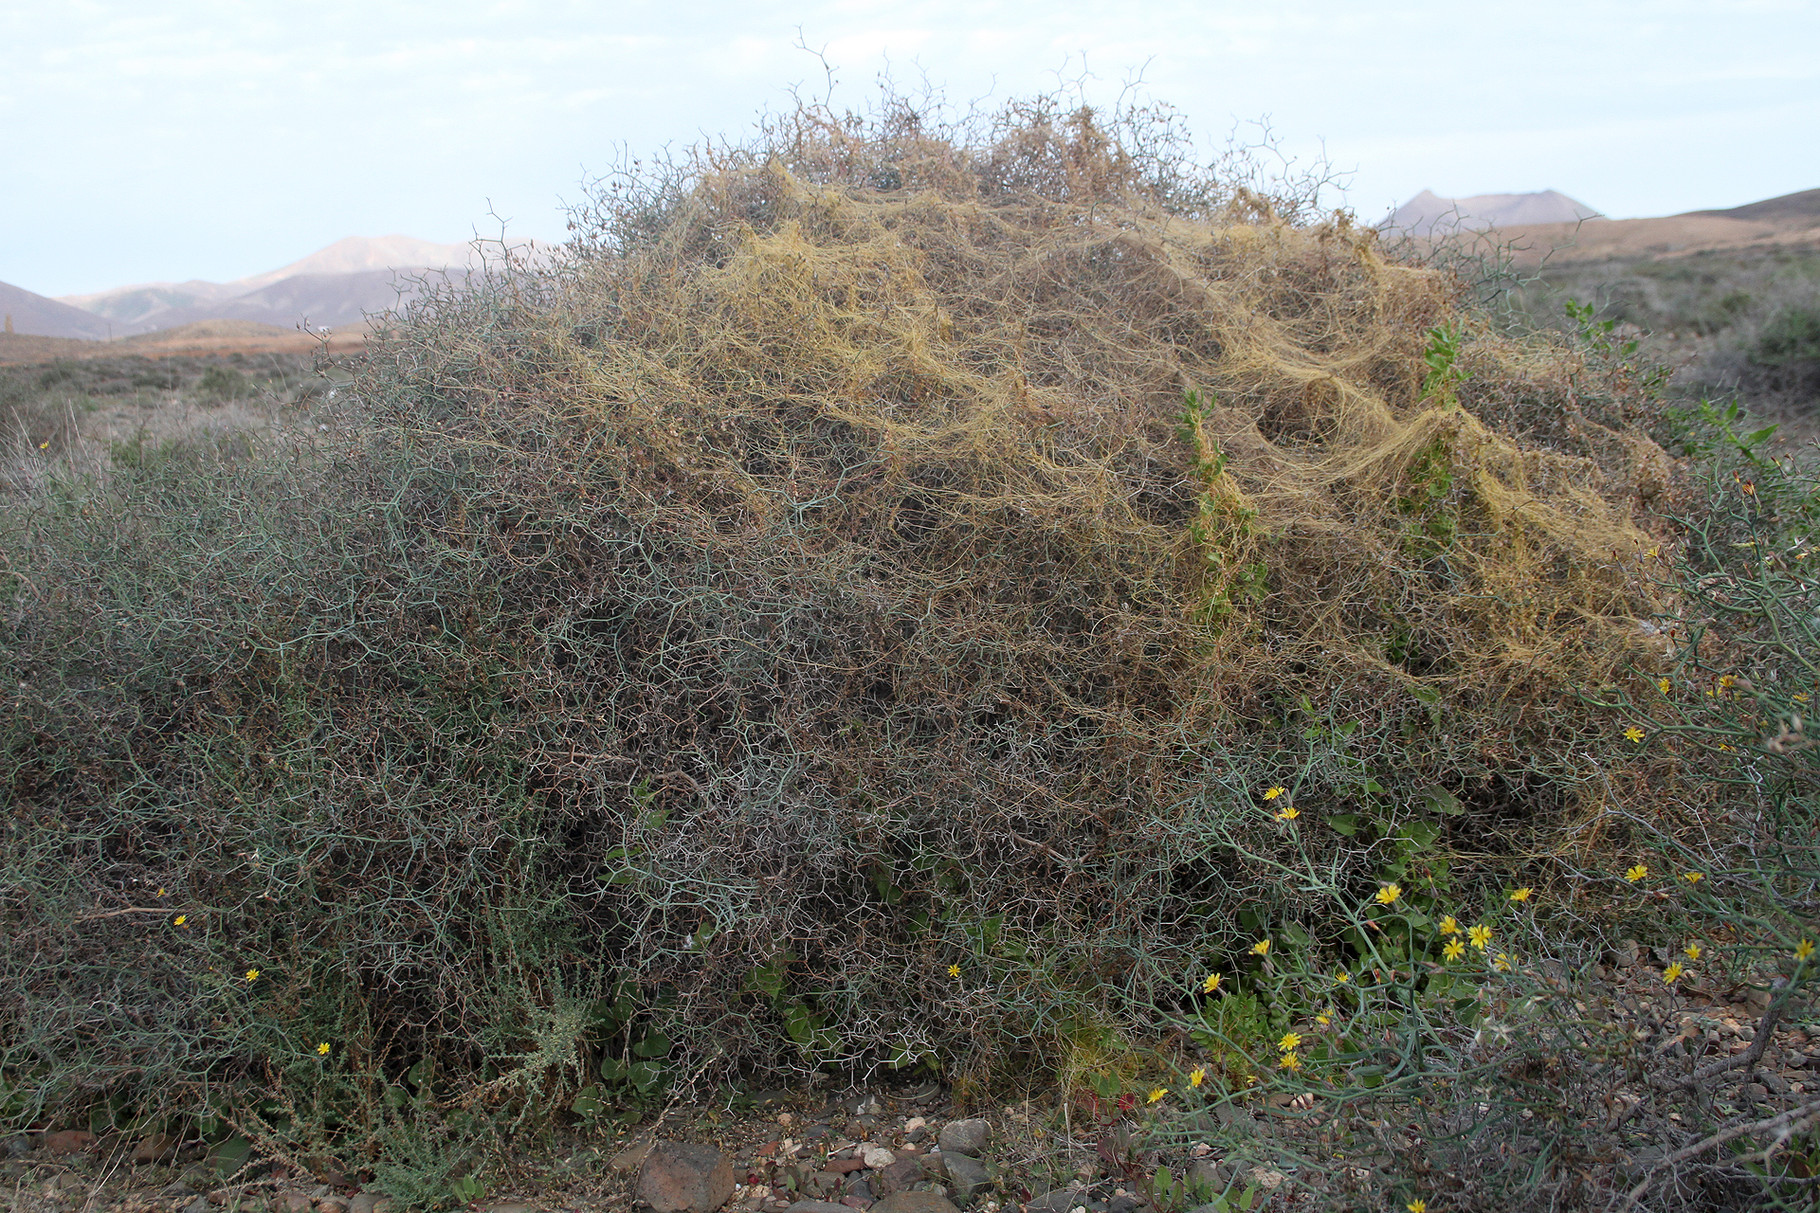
[1,90,1815,1209]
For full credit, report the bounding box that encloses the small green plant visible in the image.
[1419,322,1470,407]
[1178,389,1267,623]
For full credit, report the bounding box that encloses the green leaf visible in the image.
[1327,813,1359,837]
[1747,425,1781,446]
[571,1085,605,1116]
[1418,786,1463,816]
[631,1032,671,1059]
[210,1134,252,1177]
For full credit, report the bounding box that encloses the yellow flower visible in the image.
[1201,972,1223,994]
[245,968,260,982]
[173,914,188,927]
[156,887,166,898]
[1443,939,1466,961]
[1275,806,1300,821]
[1146,1087,1168,1104]
[948,964,961,978]
[1663,962,1685,983]
[317,1042,331,1055]
[1686,943,1701,960]
[1468,925,1492,950]
[1493,952,1514,972]
[1314,1009,1332,1026]
[1624,726,1645,743]
[1278,1032,1301,1052]
[1250,939,1271,957]
[1509,887,1533,903]
[1278,1051,1301,1071]
[1408,1201,1428,1213]
[1658,678,1671,695]
[1625,864,1649,883]
[1797,939,1816,962]
[1375,884,1401,906]
[1334,969,1351,984]
[1438,915,1459,936]
[1263,786,1285,801]
[1189,1066,1206,1088]
[1682,871,1704,884]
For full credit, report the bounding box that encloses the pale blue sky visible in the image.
[4,0,1816,297]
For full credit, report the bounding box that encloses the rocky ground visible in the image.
[0,1078,1255,1213]
[6,947,1820,1213]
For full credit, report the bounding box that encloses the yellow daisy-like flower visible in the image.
[1797,939,1816,962]
[1509,887,1534,903]
[245,968,260,982]
[1438,915,1459,936]
[1682,871,1704,884]
[317,1042,331,1055]
[1375,884,1401,906]
[1314,1009,1332,1026]
[1468,925,1492,950]
[1624,726,1645,743]
[1262,786,1285,801]
[1625,864,1649,883]
[1275,806,1300,821]
[1146,1087,1168,1104]
[1201,972,1223,994]
[1278,1032,1302,1052]
[1278,1051,1301,1071]
[1663,962,1685,983]
[1189,1066,1206,1089]
[1334,969,1351,984]
[156,887,166,898]
[1250,939,1271,957]
[948,964,961,978]
[1443,939,1466,961]
[173,914,188,927]
[1686,943,1701,961]
[1658,678,1671,695]
[1408,1200,1428,1213]
[1493,952,1514,972]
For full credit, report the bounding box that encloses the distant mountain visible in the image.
[1382,189,1603,236]
[1689,187,1820,225]
[1,279,118,340]
[56,235,516,336]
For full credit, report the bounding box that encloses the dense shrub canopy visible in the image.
[2,98,1678,1127]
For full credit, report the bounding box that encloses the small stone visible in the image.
[281,1193,314,1213]
[1106,1197,1146,1213]
[802,1125,831,1141]
[348,1196,381,1213]
[777,1114,795,1127]
[1763,1071,1791,1094]
[784,1203,853,1213]
[1605,940,1641,968]
[40,1130,96,1156]
[3,1134,31,1158]
[319,1199,348,1213]
[871,1194,960,1213]
[1186,1160,1226,1195]
[863,1147,897,1170]
[1024,1190,1084,1213]
[184,1198,210,1213]
[846,1179,875,1203]
[936,1121,989,1157]
[639,1141,736,1213]
[372,1198,397,1213]
[938,1154,988,1205]
[481,1204,538,1213]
